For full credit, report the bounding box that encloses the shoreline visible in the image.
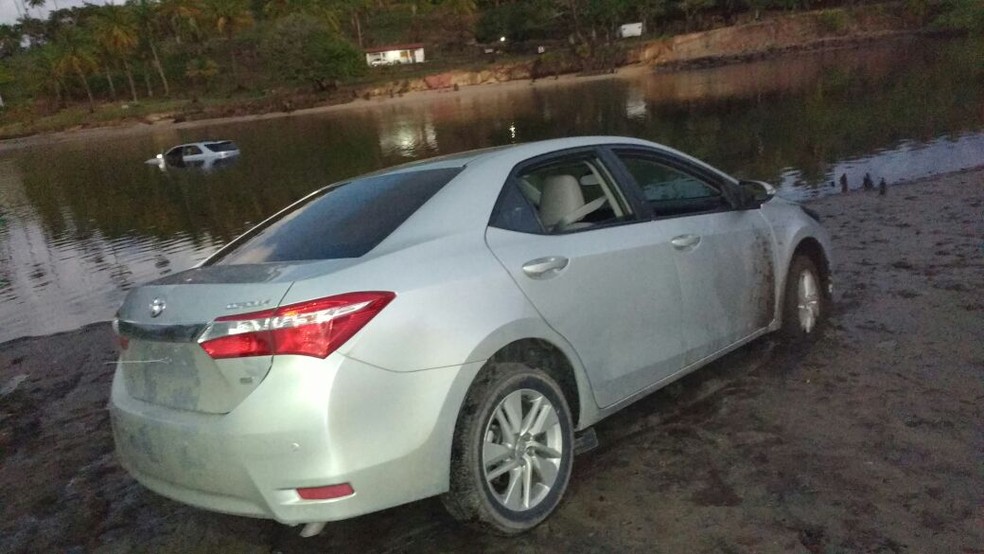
[0,9,929,151]
[0,64,652,152]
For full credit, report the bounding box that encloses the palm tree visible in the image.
[158,0,204,43]
[33,44,67,107]
[263,0,339,29]
[91,5,140,102]
[203,0,254,84]
[337,0,371,49]
[17,15,49,46]
[127,0,170,96]
[25,0,46,19]
[440,0,477,47]
[0,24,23,58]
[52,27,98,111]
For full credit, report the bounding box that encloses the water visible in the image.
[1,36,981,344]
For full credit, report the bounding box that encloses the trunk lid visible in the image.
[115,263,305,414]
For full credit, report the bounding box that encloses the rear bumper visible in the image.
[109,353,481,524]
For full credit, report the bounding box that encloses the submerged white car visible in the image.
[146,140,240,170]
[111,136,832,536]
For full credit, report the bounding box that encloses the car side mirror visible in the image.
[738,180,776,209]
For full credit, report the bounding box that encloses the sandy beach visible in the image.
[1,167,981,552]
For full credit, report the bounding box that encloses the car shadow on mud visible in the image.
[0,320,841,554]
[266,335,819,553]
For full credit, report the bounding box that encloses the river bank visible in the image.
[0,4,926,146]
[1,166,981,552]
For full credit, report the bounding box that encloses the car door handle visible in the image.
[522,256,569,279]
[671,234,701,250]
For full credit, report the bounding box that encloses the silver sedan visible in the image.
[110,136,832,536]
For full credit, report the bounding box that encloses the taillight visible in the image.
[198,292,395,359]
[296,483,354,500]
[111,318,129,351]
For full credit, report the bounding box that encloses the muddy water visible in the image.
[0,35,981,343]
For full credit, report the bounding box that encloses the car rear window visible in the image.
[208,168,461,264]
[205,141,238,152]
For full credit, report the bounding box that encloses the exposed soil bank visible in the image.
[0,5,922,146]
[1,167,981,552]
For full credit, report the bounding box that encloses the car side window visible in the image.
[615,153,728,218]
[514,156,633,234]
[489,179,543,234]
[184,145,203,156]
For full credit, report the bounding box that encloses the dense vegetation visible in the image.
[0,0,979,124]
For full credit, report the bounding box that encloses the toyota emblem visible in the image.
[149,298,166,318]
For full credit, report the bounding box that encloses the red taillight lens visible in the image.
[111,318,129,351]
[296,483,354,500]
[198,292,395,359]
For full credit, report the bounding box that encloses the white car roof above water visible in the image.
[168,140,238,151]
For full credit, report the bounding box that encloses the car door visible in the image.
[609,147,776,366]
[182,144,206,162]
[484,149,687,408]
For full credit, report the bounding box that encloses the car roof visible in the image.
[377,136,657,175]
[363,136,682,257]
[170,141,236,149]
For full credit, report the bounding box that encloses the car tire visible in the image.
[442,361,574,535]
[781,254,826,339]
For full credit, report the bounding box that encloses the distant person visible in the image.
[840,173,848,193]
[879,178,887,196]
[863,173,874,190]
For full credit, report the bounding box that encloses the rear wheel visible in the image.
[442,361,574,535]
[781,254,826,338]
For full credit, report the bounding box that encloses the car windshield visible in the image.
[207,168,461,264]
[205,141,237,152]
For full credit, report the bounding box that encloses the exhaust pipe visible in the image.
[299,522,326,538]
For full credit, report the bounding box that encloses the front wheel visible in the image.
[781,254,826,338]
[442,361,574,535]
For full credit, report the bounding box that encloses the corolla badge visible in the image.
[225,299,271,310]
[149,298,167,318]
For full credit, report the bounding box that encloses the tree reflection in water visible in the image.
[0,36,981,343]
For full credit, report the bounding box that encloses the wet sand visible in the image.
[1,167,981,553]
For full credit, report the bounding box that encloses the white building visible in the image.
[619,23,643,38]
[365,43,426,67]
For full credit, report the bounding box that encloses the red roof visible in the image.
[364,43,425,54]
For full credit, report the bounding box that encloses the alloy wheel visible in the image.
[797,269,821,333]
[482,388,564,511]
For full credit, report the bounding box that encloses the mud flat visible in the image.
[1,168,981,553]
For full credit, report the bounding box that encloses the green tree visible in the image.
[680,0,714,30]
[337,0,372,48]
[476,0,557,42]
[204,0,255,83]
[185,56,219,91]
[0,24,24,58]
[263,0,339,29]
[17,15,51,45]
[30,44,67,107]
[158,0,205,43]
[127,0,170,97]
[260,13,363,90]
[934,0,984,34]
[582,0,632,40]
[633,0,670,33]
[0,63,14,108]
[91,5,141,102]
[52,27,98,111]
